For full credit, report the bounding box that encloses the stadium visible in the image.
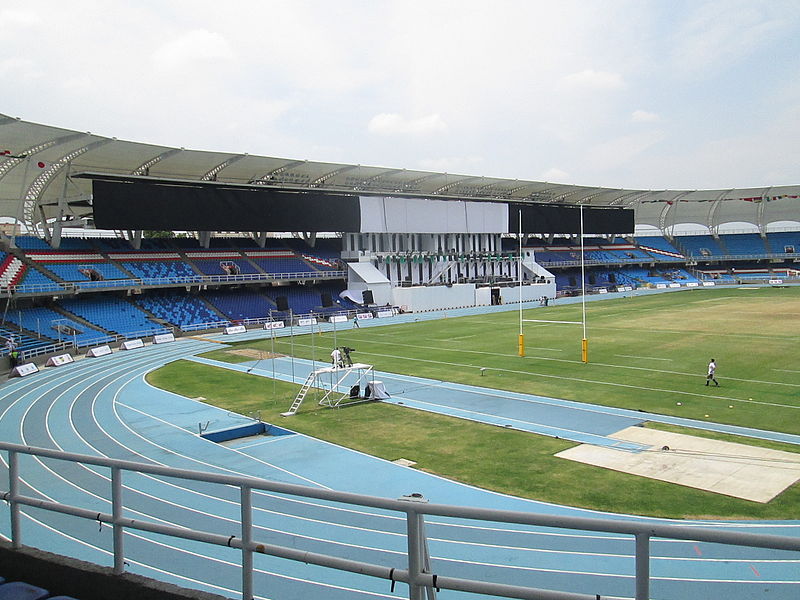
[0,109,798,600]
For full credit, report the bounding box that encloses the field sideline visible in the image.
[148,286,800,518]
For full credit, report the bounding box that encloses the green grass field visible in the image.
[147,286,800,519]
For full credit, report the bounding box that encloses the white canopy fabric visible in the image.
[1,113,798,234]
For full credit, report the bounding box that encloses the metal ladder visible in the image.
[282,372,316,416]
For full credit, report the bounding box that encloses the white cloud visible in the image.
[152,29,235,70]
[0,9,40,29]
[540,168,570,182]
[368,113,447,136]
[558,69,626,90]
[631,110,660,123]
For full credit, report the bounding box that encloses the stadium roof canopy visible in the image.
[1,113,798,235]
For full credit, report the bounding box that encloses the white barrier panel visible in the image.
[621,286,633,292]
[263,321,286,330]
[656,283,667,289]
[329,315,348,324]
[121,339,144,350]
[225,325,247,335]
[668,283,681,288]
[598,288,608,294]
[702,281,716,286]
[686,282,699,287]
[10,363,39,378]
[376,309,394,318]
[769,279,784,285]
[297,318,318,327]
[153,333,175,344]
[356,312,373,320]
[87,345,112,358]
[46,353,74,367]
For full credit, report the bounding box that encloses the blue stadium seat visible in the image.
[0,581,50,600]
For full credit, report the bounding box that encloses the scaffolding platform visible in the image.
[281,363,375,416]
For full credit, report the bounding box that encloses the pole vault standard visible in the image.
[518,209,525,357]
[580,203,588,363]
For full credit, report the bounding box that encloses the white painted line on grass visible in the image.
[615,354,673,362]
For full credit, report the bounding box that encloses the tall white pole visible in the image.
[580,204,588,362]
[518,209,525,357]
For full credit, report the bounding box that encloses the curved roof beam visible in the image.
[707,189,733,234]
[252,159,307,183]
[433,176,482,195]
[0,131,90,181]
[202,154,247,181]
[311,164,358,187]
[132,147,183,176]
[23,138,114,231]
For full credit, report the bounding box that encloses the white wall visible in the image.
[391,284,476,312]
[475,282,556,306]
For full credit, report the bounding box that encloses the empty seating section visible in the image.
[59,296,162,337]
[279,286,327,314]
[673,235,724,258]
[18,268,61,291]
[767,232,800,253]
[191,259,259,276]
[41,262,129,282]
[203,290,275,320]
[135,292,220,328]
[14,236,50,250]
[251,257,316,274]
[634,236,684,260]
[3,307,104,347]
[0,575,84,600]
[718,234,766,255]
[122,260,197,280]
[0,324,53,354]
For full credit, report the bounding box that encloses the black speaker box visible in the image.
[321,293,333,307]
[362,289,374,304]
[276,296,289,311]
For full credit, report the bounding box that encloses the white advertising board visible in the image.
[121,339,145,350]
[153,333,175,344]
[597,288,608,294]
[87,345,112,357]
[686,282,699,287]
[46,353,74,367]
[356,312,373,320]
[225,325,247,335]
[263,321,286,330]
[656,283,667,289]
[668,283,681,288]
[329,315,348,324]
[297,318,318,327]
[376,309,394,318]
[11,363,39,377]
[702,281,715,286]
[769,279,784,285]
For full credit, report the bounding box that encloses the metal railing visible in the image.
[2,270,347,296]
[2,443,798,600]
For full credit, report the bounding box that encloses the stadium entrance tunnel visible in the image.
[200,422,294,443]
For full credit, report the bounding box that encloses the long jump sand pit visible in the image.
[556,426,800,503]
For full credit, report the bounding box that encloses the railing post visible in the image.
[240,485,254,600]
[635,532,650,600]
[8,450,21,548]
[400,493,428,600]
[111,466,125,574]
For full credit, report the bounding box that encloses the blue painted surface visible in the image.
[0,323,796,599]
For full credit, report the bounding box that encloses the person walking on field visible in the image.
[706,358,719,386]
[352,314,360,328]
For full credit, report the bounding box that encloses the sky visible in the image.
[1,0,799,191]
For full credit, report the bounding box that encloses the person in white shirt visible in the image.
[705,358,719,386]
[331,347,342,368]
